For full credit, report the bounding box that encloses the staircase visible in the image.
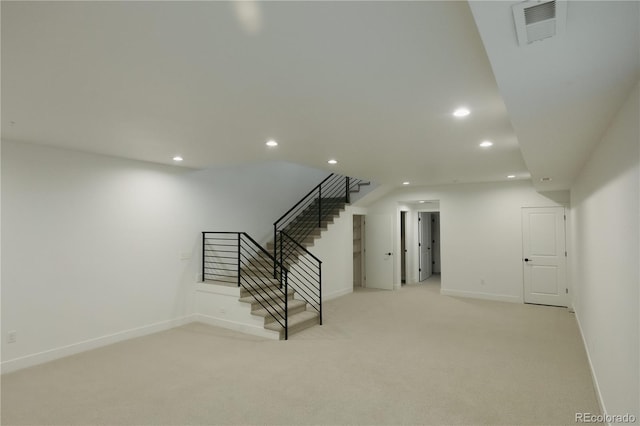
[266,199,345,262]
[202,174,369,339]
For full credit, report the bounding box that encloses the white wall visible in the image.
[1,140,327,371]
[363,180,569,302]
[569,83,639,418]
[299,205,357,302]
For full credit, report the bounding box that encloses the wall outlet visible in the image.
[8,331,17,343]
[480,279,486,286]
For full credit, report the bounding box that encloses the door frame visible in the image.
[395,201,440,286]
[418,212,433,281]
[353,214,366,288]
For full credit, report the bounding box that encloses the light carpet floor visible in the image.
[1,277,601,425]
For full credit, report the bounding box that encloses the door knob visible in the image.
[524,258,530,262]
[385,252,392,256]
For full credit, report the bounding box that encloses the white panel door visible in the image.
[522,207,568,307]
[364,214,394,290]
[418,212,432,281]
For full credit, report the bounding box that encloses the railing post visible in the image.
[279,231,283,289]
[237,233,241,287]
[346,176,351,204]
[273,224,277,279]
[319,262,323,325]
[201,232,206,282]
[318,186,322,227]
[284,269,289,340]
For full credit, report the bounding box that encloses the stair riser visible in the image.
[239,284,280,297]
[263,303,307,325]
[240,287,294,301]
[279,315,321,339]
[239,277,288,288]
[286,206,344,224]
[241,268,275,278]
[286,215,340,229]
[250,291,294,304]
[240,292,295,312]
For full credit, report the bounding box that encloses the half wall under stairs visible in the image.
[192,280,319,340]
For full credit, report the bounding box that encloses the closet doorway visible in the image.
[418,211,441,282]
[353,215,366,288]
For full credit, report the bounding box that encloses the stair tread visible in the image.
[239,282,280,292]
[238,288,294,304]
[241,268,275,276]
[251,299,307,317]
[264,310,319,332]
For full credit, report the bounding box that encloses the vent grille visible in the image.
[524,1,556,25]
[513,0,567,46]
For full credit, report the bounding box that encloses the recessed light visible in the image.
[419,200,426,204]
[402,181,410,185]
[479,140,493,148]
[507,175,516,179]
[173,156,183,162]
[328,159,338,165]
[453,107,470,118]
[266,139,278,147]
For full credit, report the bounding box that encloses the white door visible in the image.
[364,214,394,290]
[522,207,568,307]
[418,212,432,281]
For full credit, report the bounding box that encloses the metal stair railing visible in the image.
[272,173,368,327]
[279,230,322,324]
[273,174,368,260]
[202,231,290,339]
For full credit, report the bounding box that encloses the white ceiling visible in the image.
[470,0,639,191]
[2,1,638,190]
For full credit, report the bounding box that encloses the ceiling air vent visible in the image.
[512,0,567,46]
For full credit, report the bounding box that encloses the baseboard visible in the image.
[440,288,521,304]
[1,316,193,374]
[574,308,608,422]
[323,287,353,301]
[192,314,280,340]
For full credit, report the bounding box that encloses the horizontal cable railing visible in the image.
[200,174,367,339]
[202,231,289,339]
[279,231,322,324]
[273,174,368,261]
[271,173,368,327]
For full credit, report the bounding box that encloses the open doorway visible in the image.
[353,215,365,288]
[400,211,407,285]
[418,211,441,282]
[431,212,441,274]
[418,212,432,281]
